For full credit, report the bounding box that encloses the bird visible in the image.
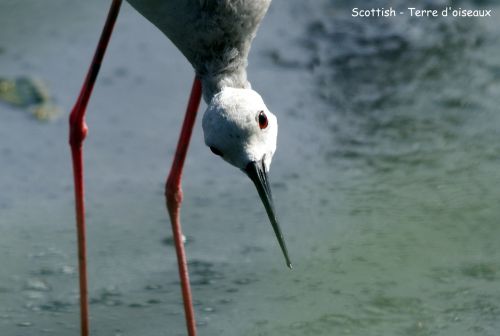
[68,1,291,335]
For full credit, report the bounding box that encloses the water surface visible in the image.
[1,0,499,335]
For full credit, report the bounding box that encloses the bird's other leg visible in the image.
[165,77,202,336]
[68,1,122,335]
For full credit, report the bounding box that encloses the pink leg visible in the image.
[165,77,202,336]
[68,1,122,335]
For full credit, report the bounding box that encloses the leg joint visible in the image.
[69,112,88,147]
[165,177,183,208]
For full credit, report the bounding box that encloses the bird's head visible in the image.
[202,88,277,170]
[202,87,291,268]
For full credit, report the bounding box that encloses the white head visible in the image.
[202,87,277,171]
[202,87,291,268]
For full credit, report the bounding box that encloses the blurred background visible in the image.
[1,0,499,335]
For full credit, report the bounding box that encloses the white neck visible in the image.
[195,53,251,103]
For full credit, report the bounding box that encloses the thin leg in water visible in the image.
[165,77,202,336]
[68,1,122,335]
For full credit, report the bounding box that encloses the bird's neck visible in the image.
[196,58,251,103]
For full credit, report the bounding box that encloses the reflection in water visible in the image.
[310,3,492,174]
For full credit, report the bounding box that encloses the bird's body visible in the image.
[126,0,291,264]
[127,0,271,101]
[68,1,289,335]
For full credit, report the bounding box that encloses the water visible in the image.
[1,0,499,335]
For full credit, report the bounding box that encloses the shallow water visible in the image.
[1,0,499,335]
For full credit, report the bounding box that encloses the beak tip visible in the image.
[287,262,293,270]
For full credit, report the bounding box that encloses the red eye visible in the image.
[258,111,268,129]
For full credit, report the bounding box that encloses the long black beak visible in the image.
[245,161,292,269]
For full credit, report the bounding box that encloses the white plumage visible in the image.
[127,0,291,267]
